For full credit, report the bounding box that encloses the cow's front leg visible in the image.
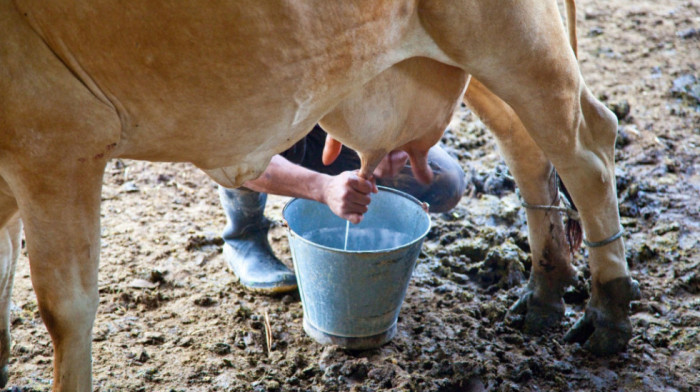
[463,77,576,333]
[13,168,103,392]
[0,185,20,387]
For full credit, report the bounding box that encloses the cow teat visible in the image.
[323,136,434,185]
[322,135,343,166]
[359,147,433,185]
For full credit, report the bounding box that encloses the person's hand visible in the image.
[322,171,378,224]
[373,150,409,179]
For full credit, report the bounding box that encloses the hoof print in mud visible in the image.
[507,290,565,335]
[564,277,642,356]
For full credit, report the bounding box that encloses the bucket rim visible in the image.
[282,186,431,254]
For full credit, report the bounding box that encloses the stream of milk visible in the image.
[305,226,412,251]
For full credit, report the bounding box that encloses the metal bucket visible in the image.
[283,186,430,350]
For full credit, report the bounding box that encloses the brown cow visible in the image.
[0,0,638,390]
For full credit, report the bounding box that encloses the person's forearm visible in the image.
[242,155,330,203]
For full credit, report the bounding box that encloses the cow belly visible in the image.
[13,0,415,170]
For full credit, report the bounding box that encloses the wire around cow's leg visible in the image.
[463,78,576,334]
[14,170,103,392]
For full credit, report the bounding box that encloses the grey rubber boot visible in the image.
[218,186,297,293]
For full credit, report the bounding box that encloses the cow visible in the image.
[0,0,640,390]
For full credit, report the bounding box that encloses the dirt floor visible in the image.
[3,0,699,391]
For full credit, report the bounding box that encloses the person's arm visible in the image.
[242,155,377,224]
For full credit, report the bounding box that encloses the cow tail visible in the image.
[562,0,581,253]
[556,172,583,253]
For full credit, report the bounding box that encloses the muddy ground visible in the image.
[4,0,699,391]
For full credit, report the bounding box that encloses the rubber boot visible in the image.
[218,186,297,293]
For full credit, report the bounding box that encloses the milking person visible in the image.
[218,125,466,293]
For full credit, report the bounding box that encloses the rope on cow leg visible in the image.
[518,190,624,249]
[504,167,583,252]
[517,187,583,254]
[548,170,625,247]
[582,225,625,248]
[520,194,580,221]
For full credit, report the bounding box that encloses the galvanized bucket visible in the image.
[283,186,430,350]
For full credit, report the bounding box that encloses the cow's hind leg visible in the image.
[452,1,640,354]
[463,77,576,333]
[481,71,639,355]
[0,217,20,388]
[555,92,642,356]
[0,179,20,387]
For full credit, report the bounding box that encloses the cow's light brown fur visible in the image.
[1,1,629,390]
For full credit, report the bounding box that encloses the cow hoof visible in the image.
[564,277,641,356]
[508,290,564,334]
[564,309,632,356]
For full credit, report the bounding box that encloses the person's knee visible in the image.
[425,164,466,212]
[422,147,466,213]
